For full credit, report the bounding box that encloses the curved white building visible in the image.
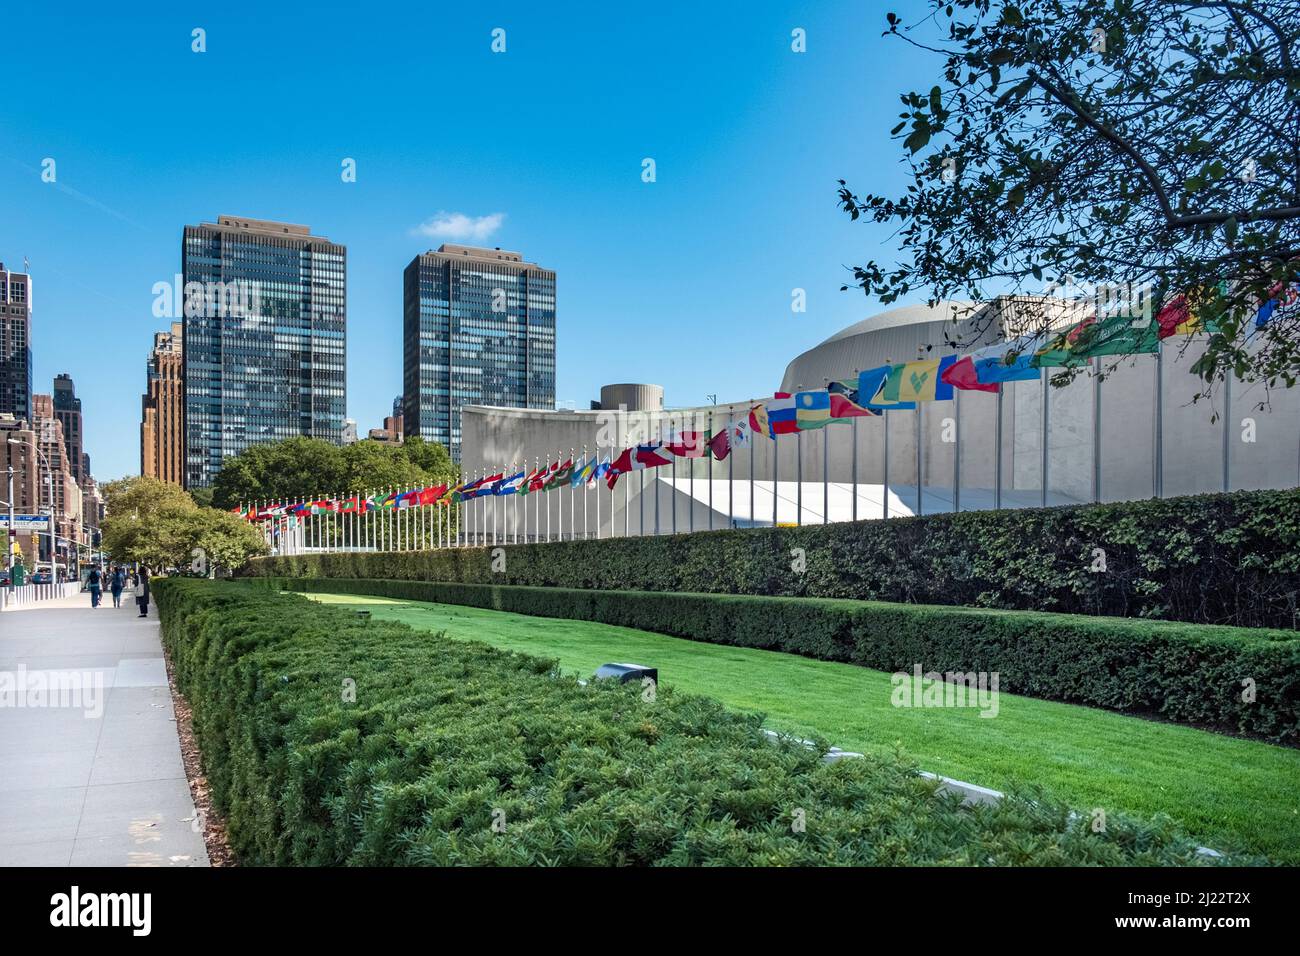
[455,297,1300,543]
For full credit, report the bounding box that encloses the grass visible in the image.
[306,591,1300,864]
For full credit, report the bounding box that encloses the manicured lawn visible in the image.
[309,592,1300,863]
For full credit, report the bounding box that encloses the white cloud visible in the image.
[411,211,506,242]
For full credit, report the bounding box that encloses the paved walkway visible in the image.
[0,592,208,866]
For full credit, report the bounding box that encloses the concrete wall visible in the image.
[458,337,1300,540]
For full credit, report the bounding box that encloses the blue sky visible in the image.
[1,0,940,480]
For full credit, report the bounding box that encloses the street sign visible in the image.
[0,515,51,530]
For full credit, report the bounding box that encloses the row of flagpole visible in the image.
[246,340,1266,553]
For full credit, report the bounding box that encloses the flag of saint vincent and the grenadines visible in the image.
[1032,313,1159,367]
[875,356,959,404]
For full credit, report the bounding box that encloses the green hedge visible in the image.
[156,578,1235,865]
[247,488,1300,629]
[254,577,1300,743]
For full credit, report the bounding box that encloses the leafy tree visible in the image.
[210,436,458,508]
[839,0,1300,398]
[100,476,196,562]
[101,476,266,571]
[210,437,346,509]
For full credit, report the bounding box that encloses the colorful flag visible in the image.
[544,460,574,490]
[826,380,878,418]
[418,484,446,505]
[495,471,525,495]
[569,458,594,487]
[940,355,999,393]
[748,403,770,438]
[1256,282,1300,328]
[635,443,674,468]
[794,389,833,428]
[966,336,1043,385]
[858,365,917,410]
[767,393,799,436]
[879,358,953,403]
[1033,314,1159,367]
[663,430,708,458]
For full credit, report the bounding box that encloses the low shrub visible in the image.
[256,577,1300,743]
[246,488,1300,629]
[156,578,1232,865]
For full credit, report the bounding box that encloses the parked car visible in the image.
[30,571,53,584]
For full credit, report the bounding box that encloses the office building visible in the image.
[403,244,555,461]
[52,374,85,485]
[141,321,185,485]
[0,261,32,423]
[182,215,346,487]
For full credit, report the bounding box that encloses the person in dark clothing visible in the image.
[133,568,151,618]
[110,566,126,608]
[87,566,102,608]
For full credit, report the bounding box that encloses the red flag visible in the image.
[418,484,446,505]
[1156,294,1190,339]
[707,428,731,461]
[940,356,1000,393]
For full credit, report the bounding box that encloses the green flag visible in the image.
[1032,314,1159,368]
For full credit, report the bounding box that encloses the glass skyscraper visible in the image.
[403,244,555,461]
[0,261,32,424]
[182,216,346,487]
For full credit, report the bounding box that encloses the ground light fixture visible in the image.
[593,662,658,686]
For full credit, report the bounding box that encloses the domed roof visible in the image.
[781,300,986,392]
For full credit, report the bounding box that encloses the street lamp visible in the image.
[7,437,57,584]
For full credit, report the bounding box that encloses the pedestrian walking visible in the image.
[133,568,151,618]
[110,566,125,608]
[87,566,102,608]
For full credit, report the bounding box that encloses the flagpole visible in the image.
[1041,372,1049,508]
[772,419,778,529]
[1222,370,1233,492]
[708,411,714,531]
[655,421,661,536]
[1093,362,1102,503]
[671,423,677,535]
[728,413,736,529]
[1154,345,1164,498]
[916,405,924,517]
[688,417,694,534]
[796,429,803,527]
[746,415,752,529]
[851,412,859,523]
[953,389,961,514]
[994,391,1003,509]
[822,426,828,525]
[883,412,890,520]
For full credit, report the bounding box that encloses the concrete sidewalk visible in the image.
[0,592,209,866]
